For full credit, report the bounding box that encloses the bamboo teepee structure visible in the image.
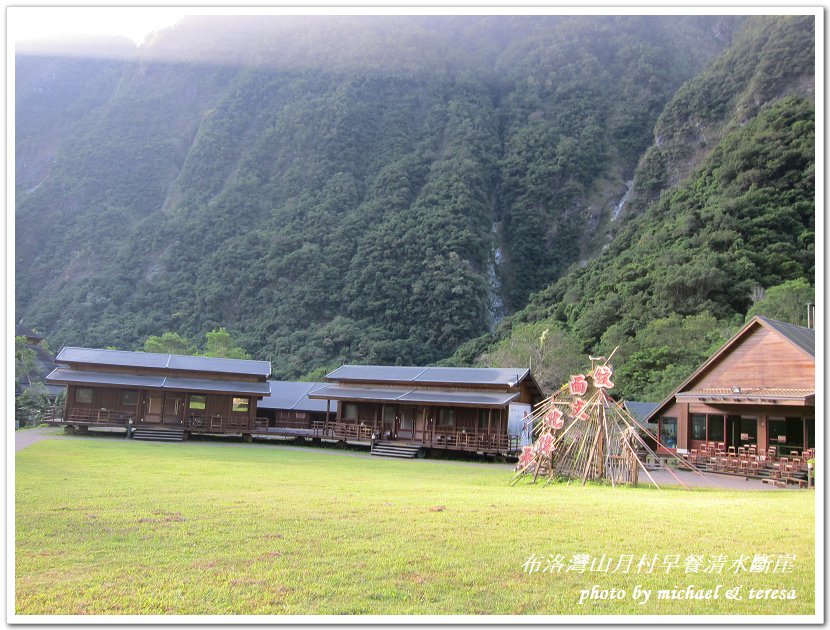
[509,350,709,489]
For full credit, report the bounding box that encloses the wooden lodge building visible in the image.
[643,316,815,457]
[303,365,545,456]
[46,349,543,455]
[46,347,272,439]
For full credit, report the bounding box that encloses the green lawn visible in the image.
[15,436,815,616]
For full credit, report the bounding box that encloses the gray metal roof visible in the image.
[309,385,519,408]
[46,368,270,396]
[399,390,519,406]
[258,381,335,412]
[15,324,43,341]
[326,365,530,387]
[47,368,164,389]
[623,401,659,424]
[55,347,271,377]
[758,316,815,357]
[310,386,412,402]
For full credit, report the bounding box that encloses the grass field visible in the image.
[15,435,815,616]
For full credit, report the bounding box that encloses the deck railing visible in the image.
[47,407,132,425]
[304,421,519,452]
[184,414,252,432]
[43,406,63,423]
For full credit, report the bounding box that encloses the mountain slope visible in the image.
[451,15,815,400]
[15,15,736,378]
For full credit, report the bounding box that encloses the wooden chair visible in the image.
[689,449,698,464]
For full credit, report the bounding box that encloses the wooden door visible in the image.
[414,406,425,441]
[382,405,396,439]
[162,394,184,425]
[143,393,163,424]
[398,405,414,440]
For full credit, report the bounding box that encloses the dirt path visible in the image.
[14,427,62,452]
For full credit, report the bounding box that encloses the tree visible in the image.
[745,278,814,327]
[203,328,251,359]
[613,313,737,401]
[143,332,197,355]
[15,336,37,389]
[477,319,584,393]
[15,382,51,427]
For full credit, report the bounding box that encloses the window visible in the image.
[707,415,724,442]
[189,395,207,411]
[768,417,787,444]
[739,417,757,443]
[343,403,358,419]
[232,397,249,413]
[690,414,707,440]
[120,389,138,406]
[659,417,677,448]
[438,409,454,427]
[478,410,490,430]
[75,388,93,404]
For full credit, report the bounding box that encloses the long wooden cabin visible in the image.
[306,365,545,455]
[45,347,271,436]
[643,316,815,457]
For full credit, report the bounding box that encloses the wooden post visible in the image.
[597,403,605,480]
[325,399,330,431]
[63,386,72,421]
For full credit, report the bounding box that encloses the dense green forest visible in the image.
[452,15,816,400]
[16,15,814,396]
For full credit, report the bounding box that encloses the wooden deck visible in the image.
[45,406,256,434]
[47,408,522,454]
[253,420,520,454]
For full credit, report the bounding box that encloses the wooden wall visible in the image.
[691,326,814,390]
[341,402,508,432]
[67,384,258,426]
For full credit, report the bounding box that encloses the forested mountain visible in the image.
[452,15,816,399]
[16,15,814,389]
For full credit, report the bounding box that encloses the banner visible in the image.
[508,402,533,446]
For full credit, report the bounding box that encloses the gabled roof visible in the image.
[758,316,814,357]
[643,316,815,424]
[258,381,333,412]
[326,364,531,387]
[309,384,520,408]
[55,347,271,378]
[46,368,271,396]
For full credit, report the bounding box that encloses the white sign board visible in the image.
[507,403,533,447]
